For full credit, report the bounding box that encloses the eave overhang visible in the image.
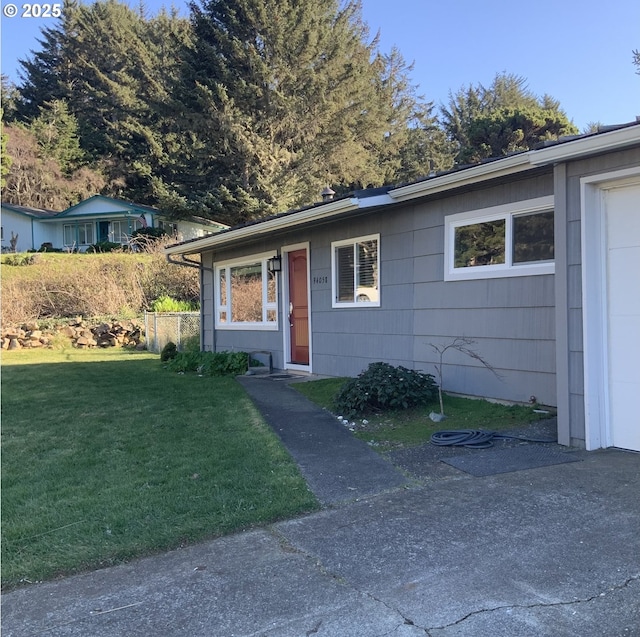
[165,196,383,256]
[389,153,533,203]
[529,122,640,165]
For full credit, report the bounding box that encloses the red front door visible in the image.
[288,249,309,365]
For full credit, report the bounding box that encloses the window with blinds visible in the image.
[331,234,380,307]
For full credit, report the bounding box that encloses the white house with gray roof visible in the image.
[1,195,227,252]
[165,121,640,451]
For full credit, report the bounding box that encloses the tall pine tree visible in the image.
[17,0,191,204]
[30,99,85,174]
[441,73,578,164]
[166,0,448,223]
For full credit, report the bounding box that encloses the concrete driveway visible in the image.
[3,448,639,636]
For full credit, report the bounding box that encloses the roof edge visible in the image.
[165,122,640,256]
[529,122,640,165]
[389,153,533,202]
[165,196,363,255]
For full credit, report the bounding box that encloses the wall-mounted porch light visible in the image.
[267,255,282,273]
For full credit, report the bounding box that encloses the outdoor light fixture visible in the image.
[267,255,282,273]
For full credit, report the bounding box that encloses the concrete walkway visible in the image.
[3,377,640,637]
[236,375,408,504]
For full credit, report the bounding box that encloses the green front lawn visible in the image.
[1,348,318,589]
[292,377,553,451]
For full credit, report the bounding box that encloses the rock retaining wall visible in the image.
[1,318,146,350]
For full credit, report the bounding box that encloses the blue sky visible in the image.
[1,0,638,131]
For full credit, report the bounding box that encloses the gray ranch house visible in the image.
[1,195,227,252]
[166,122,640,452]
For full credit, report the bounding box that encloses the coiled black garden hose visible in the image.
[430,429,557,449]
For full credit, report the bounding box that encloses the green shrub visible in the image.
[334,362,438,418]
[87,241,123,253]
[181,334,201,353]
[150,295,199,312]
[160,341,178,362]
[131,227,167,240]
[2,252,40,266]
[165,350,249,376]
[38,242,64,253]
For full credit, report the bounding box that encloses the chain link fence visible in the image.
[144,312,200,353]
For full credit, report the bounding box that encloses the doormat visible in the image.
[442,445,582,477]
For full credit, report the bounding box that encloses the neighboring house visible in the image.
[0,203,59,252]
[1,195,227,252]
[165,121,640,452]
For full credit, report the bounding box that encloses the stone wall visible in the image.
[1,318,146,350]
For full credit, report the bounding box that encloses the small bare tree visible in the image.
[430,337,503,417]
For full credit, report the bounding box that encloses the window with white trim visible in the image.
[159,220,178,236]
[110,220,127,243]
[215,253,278,329]
[444,196,554,280]
[63,222,95,247]
[331,234,380,307]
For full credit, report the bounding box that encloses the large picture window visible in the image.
[215,253,278,329]
[63,222,94,247]
[331,234,380,307]
[445,197,554,280]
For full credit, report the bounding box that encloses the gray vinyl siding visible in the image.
[199,171,557,405]
[409,174,556,405]
[201,251,214,351]
[555,146,640,446]
[309,207,416,377]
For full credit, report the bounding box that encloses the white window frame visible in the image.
[63,222,95,247]
[159,220,179,236]
[63,224,74,247]
[215,252,278,330]
[110,220,127,243]
[444,196,555,281]
[331,233,381,308]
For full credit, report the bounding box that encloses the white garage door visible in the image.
[605,183,640,451]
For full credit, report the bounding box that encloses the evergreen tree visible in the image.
[465,104,578,160]
[1,111,12,188]
[30,100,85,174]
[167,0,443,223]
[373,48,454,184]
[1,76,21,123]
[441,73,578,164]
[17,0,191,204]
[17,0,80,121]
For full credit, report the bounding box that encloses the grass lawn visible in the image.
[1,348,318,590]
[293,377,554,451]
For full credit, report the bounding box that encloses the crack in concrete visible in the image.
[424,573,640,634]
[270,522,639,637]
[269,527,428,635]
[267,526,349,585]
[355,589,429,636]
